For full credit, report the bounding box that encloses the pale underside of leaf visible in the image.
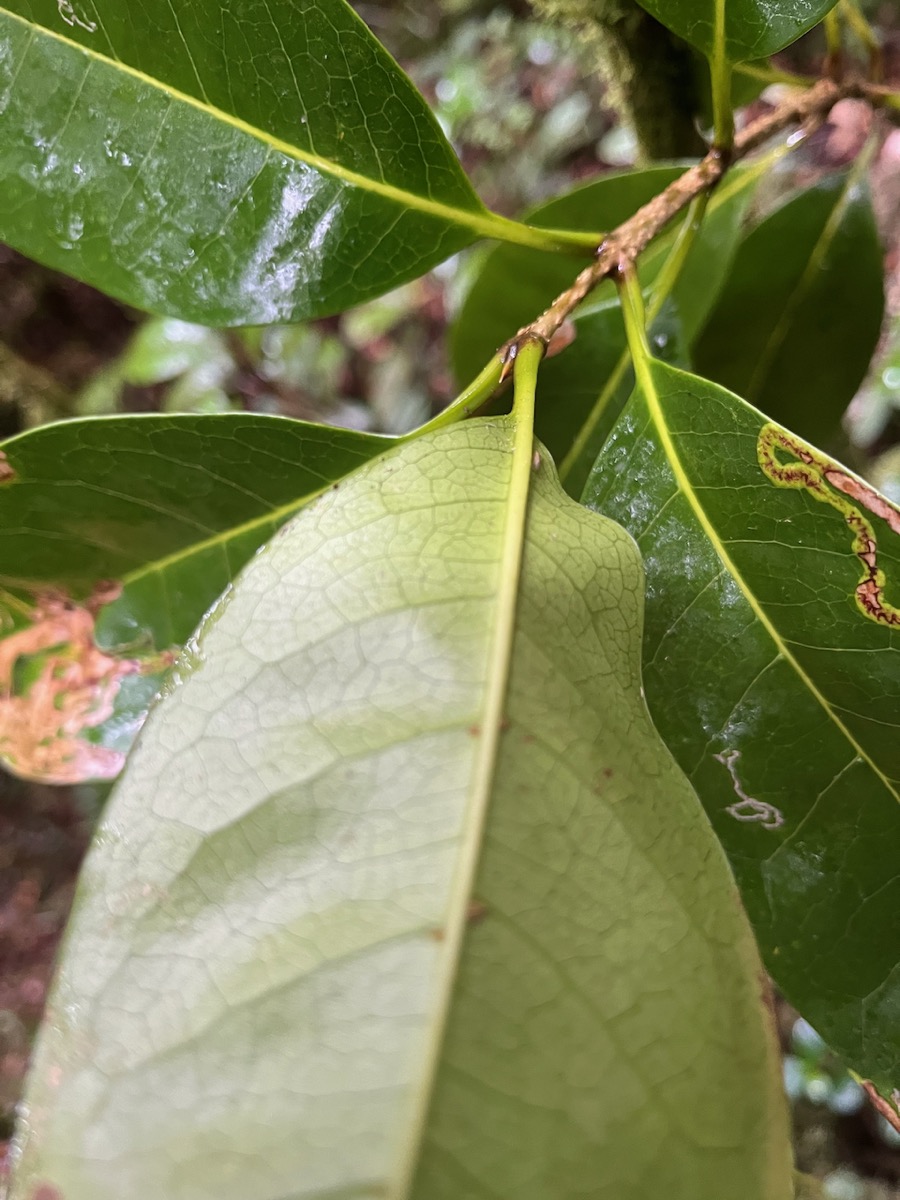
[12,421,790,1200]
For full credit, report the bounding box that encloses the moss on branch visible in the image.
[530,0,707,159]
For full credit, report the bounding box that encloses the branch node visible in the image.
[497,75,856,354]
[499,332,547,382]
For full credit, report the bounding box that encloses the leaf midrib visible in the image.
[117,479,341,594]
[0,482,354,601]
[714,0,727,59]
[636,357,899,805]
[0,6,599,253]
[388,408,537,1197]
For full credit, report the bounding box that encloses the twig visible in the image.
[735,61,818,88]
[861,1080,900,1135]
[862,81,900,111]
[501,76,862,357]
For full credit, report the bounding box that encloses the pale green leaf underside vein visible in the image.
[12,420,790,1200]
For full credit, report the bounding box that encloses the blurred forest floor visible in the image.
[2,2,900,1195]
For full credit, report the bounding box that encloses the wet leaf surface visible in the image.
[10,418,791,1200]
[585,360,900,1091]
[0,0,543,323]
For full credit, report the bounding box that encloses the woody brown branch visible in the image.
[502,76,869,356]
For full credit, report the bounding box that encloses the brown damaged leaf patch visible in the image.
[758,423,900,629]
[0,452,15,484]
[0,583,174,785]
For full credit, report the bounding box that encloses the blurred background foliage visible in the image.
[2,0,900,1193]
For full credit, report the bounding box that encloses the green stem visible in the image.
[824,7,842,64]
[711,52,736,149]
[617,265,652,370]
[710,0,735,150]
[650,194,709,302]
[405,356,504,441]
[487,213,603,254]
[840,0,883,78]
[511,338,544,428]
[558,192,710,487]
[734,61,816,88]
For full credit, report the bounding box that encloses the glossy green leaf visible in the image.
[584,359,900,1091]
[11,418,792,1200]
[0,1,590,325]
[537,295,688,499]
[0,413,387,782]
[634,0,840,62]
[452,163,760,496]
[693,169,884,447]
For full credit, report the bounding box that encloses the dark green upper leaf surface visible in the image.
[0,0,493,322]
[533,297,688,500]
[585,360,900,1087]
[634,0,840,62]
[693,170,884,448]
[0,413,386,644]
[10,418,792,1200]
[453,163,758,496]
[0,414,386,782]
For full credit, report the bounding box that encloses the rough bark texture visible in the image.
[502,76,857,351]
